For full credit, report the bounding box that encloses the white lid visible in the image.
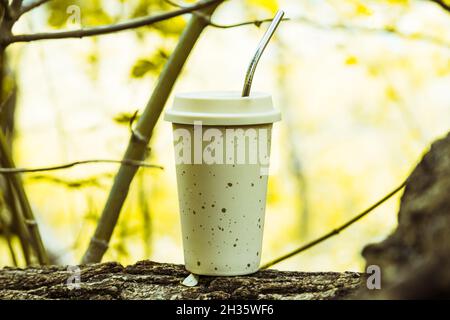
[164,91,281,125]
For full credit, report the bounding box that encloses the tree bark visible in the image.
[0,131,449,300]
[0,261,361,300]
[360,131,450,299]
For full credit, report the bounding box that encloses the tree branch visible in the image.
[0,159,163,174]
[0,130,49,265]
[18,0,51,18]
[260,180,407,269]
[1,0,13,21]
[206,16,449,49]
[11,0,22,10]
[428,0,450,12]
[4,0,223,45]
[161,3,450,49]
[27,173,113,189]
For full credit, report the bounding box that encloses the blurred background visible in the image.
[0,0,449,271]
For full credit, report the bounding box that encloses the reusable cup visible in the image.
[164,91,281,276]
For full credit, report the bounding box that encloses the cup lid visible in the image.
[164,91,281,125]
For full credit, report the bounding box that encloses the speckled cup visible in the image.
[164,92,281,276]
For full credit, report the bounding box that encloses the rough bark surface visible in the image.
[361,131,450,299]
[0,132,449,300]
[0,261,361,300]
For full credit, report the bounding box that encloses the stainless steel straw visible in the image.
[241,10,285,97]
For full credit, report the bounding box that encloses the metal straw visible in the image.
[241,10,285,97]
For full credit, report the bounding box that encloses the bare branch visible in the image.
[164,0,449,48]
[428,0,450,12]
[165,0,291,29]
[11,0,22,10]
[208,17,291,29]
[290,16,450,49]
[1,0,13,20]
[18,0,51,17]
[4,0,222,45]
[28,173,113,188]
[205,15,449,49]
[164,0,184,7]
[0,159,163,174]
[260,180,407,269]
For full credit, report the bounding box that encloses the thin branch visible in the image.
[5,180,32,265]
[205,15,449,49]
[18,0,50,17]
[0,130,49,265]
[161,9,449,49]
[290,16,450,49]
[208,17,291,29]
[0,159,163,174]
[260,180,407,269]
[428,0,450,12]
[164,0,291,29]
[0,209,19,266]
[164,0,184,7]
[4,0,223,44]
[28,172,113,189]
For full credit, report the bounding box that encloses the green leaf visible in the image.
[130,49,170,78]
[113,111,141,125]
[131,59,158,78]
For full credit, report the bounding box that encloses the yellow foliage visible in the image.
[345,56,359,65]
[247,0,279,13]
[386,86,400,102]
[350,0,373,15]
[386,0,409,4]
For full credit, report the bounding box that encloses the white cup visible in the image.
[164,91,281,275]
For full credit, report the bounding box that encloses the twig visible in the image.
[28,173,113,188]
[293,16,450,49]
[161,0,450,48]
[163,0,184,7]
[260,180,407,269]
[0,130,49,265]
[18,0,51,17]
[206,16,449,49]
[0,208,19,266]
[5,234,18,266]
[429,0,450,12]
[4,0,223,44]
[164,0,290,29]
[5,180,32,265]
[0,159,163,174]
[209,17,291,29]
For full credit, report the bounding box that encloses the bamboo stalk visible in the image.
[81,1,224,264]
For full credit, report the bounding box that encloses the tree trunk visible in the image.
[360,131,450,299]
